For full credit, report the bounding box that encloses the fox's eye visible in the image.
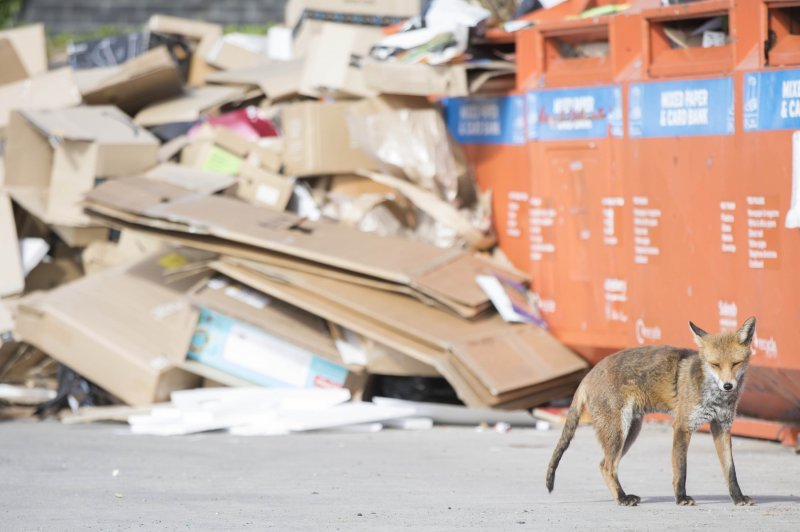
[710,363,720,368]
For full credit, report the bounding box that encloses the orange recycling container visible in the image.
[455,0,800,423]
[722,0,800,422]
[516,4,652,363]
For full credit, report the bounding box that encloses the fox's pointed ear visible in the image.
[689,321,707,346]
[737,316,756,346]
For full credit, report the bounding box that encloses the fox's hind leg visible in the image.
[594,402,640,506]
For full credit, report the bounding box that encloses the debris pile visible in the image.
[0,0,588,434]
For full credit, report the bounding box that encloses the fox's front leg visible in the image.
[672,426,694,505]
[710,420,754,506]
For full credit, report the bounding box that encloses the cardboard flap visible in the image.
[22,106,160,145]
[452,325,588,396]
[85,175,204,215]
[0,68,82,134]
[0,38,28,86]
[14,251,204,405]
[0,25,47,78]
[206,59,304,101]
[80,47,184,115]
[300,23,383,98]
[145,163,237,195]
[0,192,24,297]
[134,86,245,127]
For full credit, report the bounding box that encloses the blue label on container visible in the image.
[443,95,525,145]
[526,85,623,141]
[743,69,800,131]
[629,78,734,138]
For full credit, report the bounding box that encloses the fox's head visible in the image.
[689,317,756,393]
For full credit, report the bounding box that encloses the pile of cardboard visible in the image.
[0,1,588,426]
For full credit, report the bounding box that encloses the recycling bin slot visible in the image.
[541,21,614,85]
[644,1,733,77]
[766,3,800,66]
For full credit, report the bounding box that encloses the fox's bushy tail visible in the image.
[545,383,586,493]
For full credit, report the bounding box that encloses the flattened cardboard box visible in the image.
[211,259,584,408]
[282,100,378,176]
[363,60,516,97]
[0,68,82,135]
[14,252,203,406]
[4,106,160,226]
[84,176,526,315]
[77,47,184,115]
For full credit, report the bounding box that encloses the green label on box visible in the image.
[202,146,243,176]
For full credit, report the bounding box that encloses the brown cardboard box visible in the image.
[363,60,516,97]
[236,164,295,211]
[0,25,47,79]
[148,15,222,85]
[286,1,422,58]
[15,250,206,405]
[134,86,245,127]
[282,100,378,176]
[76,47,184,115]
[300,23,383,98]
[4,106,160,226]
[0,68,82,135]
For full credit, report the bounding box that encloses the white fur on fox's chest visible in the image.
[688,382,739,431]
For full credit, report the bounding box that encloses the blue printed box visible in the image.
[188,308,348,389]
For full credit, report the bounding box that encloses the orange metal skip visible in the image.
[459,0,800,441]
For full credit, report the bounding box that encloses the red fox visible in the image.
[546,317,756,506]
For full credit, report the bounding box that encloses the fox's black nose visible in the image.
[723,383,733,391]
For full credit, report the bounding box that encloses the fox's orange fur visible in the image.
[546,317,756,506]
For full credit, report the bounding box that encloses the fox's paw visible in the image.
[676,496,696,506]
[734,496,754,506]
[617,494,641,507]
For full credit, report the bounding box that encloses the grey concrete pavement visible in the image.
[0,420,797,530]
